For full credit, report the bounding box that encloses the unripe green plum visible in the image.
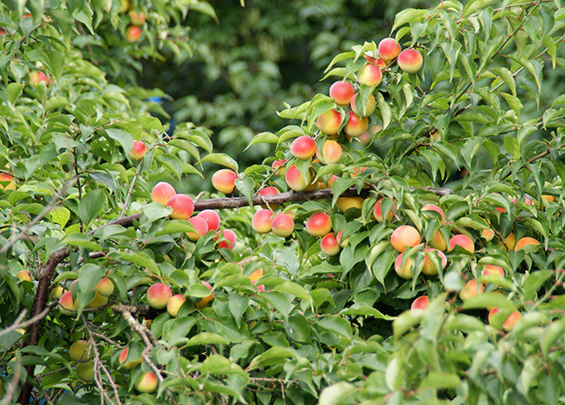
[135,372,158,393]
[76,362,95,382]
[70,340,93,362]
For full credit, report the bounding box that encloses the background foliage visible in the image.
[1,1,565,405]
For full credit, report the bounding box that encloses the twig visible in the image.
[0,354,22,405]
[0,302,57,338]
[0,176,77,255]
[81,314,122,405]
[119,160,143,219]
[112,304,163,382]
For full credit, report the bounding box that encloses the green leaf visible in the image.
[63,233,101,251]
[392,8,428,31]
[273,281,312,305]
[186,333,228,347]
[461,292,517,311]
[245,132,279,150]
[156,220,196,236]
[120,251,159,274]
[49,207,70,228]
[319,382,356,405]
[247,346,297,370]
[419,371,461,390]
[318,316,352,341]
[200,153,239,171]
[541,319,565,356]
[78,189,106,225]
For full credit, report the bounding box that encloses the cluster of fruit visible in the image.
[151,181,237,249]
[383,196,544,332]
[119,0,146,43]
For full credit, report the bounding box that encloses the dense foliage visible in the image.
[1,1,565,405]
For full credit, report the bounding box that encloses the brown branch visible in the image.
[0,302,57,338]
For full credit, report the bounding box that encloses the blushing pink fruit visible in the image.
[125,25,142,43]
[411,296,429,310]
[187,216,209,241]
[320,233,341,256]
[0,173,16,190]
[316,109,342,136]
[167,194,194,220]
[305,212,332,237]
[151,182,176,206]
[329,81,355,106]
[258,186,280,209]
[357,64,382,86]
[16,270,32,282]
[397,49,423,74]
[373,198,395,222]
[481,265,504,284]
[422,203,445,224]
[129,10,145,25]
[422,248,447,276]
[271,159,287,176]
[316,140,342,165]
[449,234,475,254]
[167,294,186,317]
[290,136,317,160]
[378,38,401,61]
[391,225,421,253]
[197,210,221,231]
[30,70,49,86]
[489,308,521,331]
[147,283,173,309]
[285,165,312,191]
[271,213,295,237]
[514,237,540,251]
[216,229,237,250]
[350,93,376,117]
[196,281,214,309]
[212,169,238,194]
[344,112,369,138]
[459,279,484,301]
[252,209,274,234]
[59,291,78,315]
[119,347,142,370]
[394,253,415,279]
[130,140,147,160]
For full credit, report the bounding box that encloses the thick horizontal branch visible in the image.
[108,185,451,228]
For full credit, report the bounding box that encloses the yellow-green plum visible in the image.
[167,294,186,317]
[422,248,447,276]
[76,362,95,382]
[94,277,114,297]
[196,281,214,309]
[316,109,342,136]
[70,340,93,362]
[344,112,369,138]
[350,93,376,117]
[459,279,484,301]
[394,253,415,279]
[135,372,158,393]
[357,64,382,86]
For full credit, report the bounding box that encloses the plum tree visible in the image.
[3,2,565,405]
